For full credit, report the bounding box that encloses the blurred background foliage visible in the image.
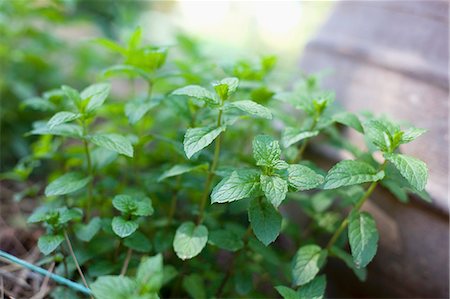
[0,0,333,172]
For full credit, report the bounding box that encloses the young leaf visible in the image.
[212,77,239,100]
[282,128,319,148]
[275,286,298,299]
[260,174,288,207]
[298,275,326,299]
[252,135,281,167]
[323,160,385,189]
[329,246,367,281]
[88,133,134,157]
[183,126,226,159]
[248,197,282,246]
[363,119,397,152]
[227,100,272,119]
[208,229,244,252]
[292,245,327,286]
[61,85,81,106]
[348,211,379,268]
[287,164,324,191]
[38,234,64,255]
[74,217,102,242]
[47,111,81,129]
[333,112,363,133]
[96,38,127,56]
[400,128,427,144]
[103,64,151,81]
[45,172,91,196]
[384,153,428,191]
[112,194,153,216]
[157,163,208,182]
[171,85,218,105]
[112,216,139,238]
[91,276,136,299]
[136,254,164,292]
[211,169,261,204]
[173,222,208,260]
[81,83,111,112]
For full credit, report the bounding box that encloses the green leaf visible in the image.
[275,286,298,299]
[252,135,281,167]
[47,111,81,129]
[248,197,282,246]
[88,133,134,157]
[102,64,151,81]
[173,222,208,260]
[61,85,81,106]
[227,100,272,119]
[96,38,127,56]
[400,128,427,144]
[112,217,139,238]
[183,126,225,159]
[30,123,83,138]
[287,164,324,191]
[333,112,363,133]
[323,160,385,189]
[329,246,367,281]
[45,172,91,196]
[208,229,244,252]
[260,174,288,207]
[363,119,398,152]
[298,275,326,299]
[281,128,319,148]
[81,83,111,112]
[38,234,64,255]
[211,169,261,204]
[136,254,163,292]
[384,153,428,191]
[125,97,159,125]
[91,276,136,299]
[292,245,327,286]
[127,27,142,50]
[113,195,153,216]
[212,77,239,100]
[21,97,56,112]
[124,231,152,253]
[171,85,218,105]
[75,217,102,242]
[157,163,208,182]
[348,211,379,268]
[182,274,206,299]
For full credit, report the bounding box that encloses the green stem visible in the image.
[120,248,133,276]
[326,161,387,250]
[197,109,223,224]
[293,118,318,163]
[82,120,94,221]
[216,226,252,297]
[0,250,91,295]
[168,176,181,226]
[63,231,92,298]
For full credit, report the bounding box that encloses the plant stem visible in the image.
[82,120,94,221]
[326,161,387,250]
[168,176,181,226]
[293,118,318,163]
[120,248,133,276]
[215,226,252,297]
[197,108,223,224]
[63,231,92,298]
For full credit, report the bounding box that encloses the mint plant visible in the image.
[4,28,430,299]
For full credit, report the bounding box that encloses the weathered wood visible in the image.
[299,1,449,298]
